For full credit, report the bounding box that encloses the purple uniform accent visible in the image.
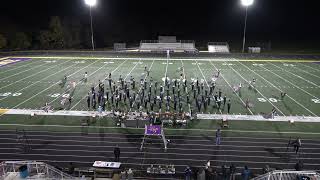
[145,125,162,135]
[0,58,32,67]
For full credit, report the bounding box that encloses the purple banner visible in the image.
[145,125,161,135]
[0,58,31,67]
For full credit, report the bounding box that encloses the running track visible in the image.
[0,129,319,179]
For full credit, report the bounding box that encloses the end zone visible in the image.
[0,109,9,115]
[0,57,32,67]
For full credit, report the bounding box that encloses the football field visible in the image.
[1,56,320,177]
[0,56,319,116]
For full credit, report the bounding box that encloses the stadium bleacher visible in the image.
[139,40,198,53]
[208,42,230,53]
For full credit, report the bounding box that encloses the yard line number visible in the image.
[48,93,70,98]
[259,98,320,104]
[0,92,22,97]
[311,99,320,104]
[258,97,278,103]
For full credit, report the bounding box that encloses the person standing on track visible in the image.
[184,166,192,180]
[84,72,88,82]
[229,164,236,180]
[292,138,301,154]
[114,144,120,162]
[227,99,231,114]
[215,128,221,145]
[271,106,276,119]
[241,166,251,180]
[86,93,91,109]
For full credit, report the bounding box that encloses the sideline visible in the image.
[7,56,320,62]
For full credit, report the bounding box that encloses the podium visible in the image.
[140,124,168,152]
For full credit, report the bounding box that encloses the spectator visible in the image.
[68,162,74,175]
[216,128,221,145]
[184,166,192,180]
[293,138,301,154]
[221,164,227,180]
[114,144,120,162]
[229,164,236,180]
[127,168,133,180]
[205,160,211,169]
[241,166,251,180]
[192,166,198,180]
[120,169,126,180]
[295,161,303,171]
[262,165,270,174]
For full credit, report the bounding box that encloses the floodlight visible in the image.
[84,0,96,51]
[85,0,96,7]
[241,0,254,6]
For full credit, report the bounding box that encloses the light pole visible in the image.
[241,0,254,53]
[84,0,97,51]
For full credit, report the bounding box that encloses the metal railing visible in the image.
[253,170,320,180]
[0,161,78,179]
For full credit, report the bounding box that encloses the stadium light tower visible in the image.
[241,0,254,53]
[84,0,97,51]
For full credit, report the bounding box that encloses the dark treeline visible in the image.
[0,16,93,50]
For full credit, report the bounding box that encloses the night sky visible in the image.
[0,0,319,48]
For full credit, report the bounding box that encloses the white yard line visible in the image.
[299,62,320,72]
[0,59,40,75]
[181,59,192,116]
[49,60,120,106]
[208,60,254,115]
[70,60,130,110]
[0,63,78,102]
[0,60,50,81]
[289,63,320,79]
[180,59,186,79]
[195,60,210,87]
[269,62,320,88]
[163,58,169,86]
[130,60,155,111]
[228,63,285,116]
[259,64,319,100]
[237,61,317,116]
[195,59,223,114]
[0,59,70,90]
[9,60,100,109]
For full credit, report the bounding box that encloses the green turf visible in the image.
[0,57,320,137]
